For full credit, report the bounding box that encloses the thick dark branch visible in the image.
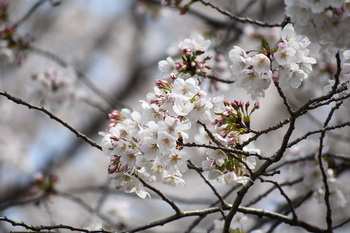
[238,206,327,233]
[223,114,296,231]
[121,207,224,233]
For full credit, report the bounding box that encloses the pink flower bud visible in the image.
[49,174,58,183]
[254,101,260,109]
[170,73,177,80]
[34,173,45,182]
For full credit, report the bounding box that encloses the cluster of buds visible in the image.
[160,0,195,15]
[214,100,260,141]
[0,1,33,65]
[158,35,213,80]
[108,154,125,174]
[108,110,126,128]
[29,68,77,111]
[176,48,212,78]
[0,0,8,25]
[27,173,58,203]
[212,151,247,178]
[161,0,182,8]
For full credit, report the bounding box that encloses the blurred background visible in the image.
[2,1,349,233]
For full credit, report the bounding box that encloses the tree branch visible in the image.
[195,0,285,27]
[0,91,102,150]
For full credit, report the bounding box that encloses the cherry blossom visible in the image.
[101,36,261,197]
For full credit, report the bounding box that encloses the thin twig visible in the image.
[57,192,116,228]
[0,91,102,150]
[259,178,297,221]
[287,121,350,149]
[28,46,127,110]
[138,177,182,215]
[195,0,284,27]
[317,101,343,231]
[274,81,293,115]
[0,216,111,233]
[187,160,227,207]
[13,0,48,28]
[207,74,236,84]
[238,206,327,233]
[246,178,303,207]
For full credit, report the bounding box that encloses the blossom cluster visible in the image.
[29,68,78,111]
[0,1,33,65]
[158,35,213,79]
[101,36,259,198]
[285,0,350,49]
[323,50,350,107]
[286,140,348,209]
[229,23,316,99]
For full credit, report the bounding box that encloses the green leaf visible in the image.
[260,37,270,53]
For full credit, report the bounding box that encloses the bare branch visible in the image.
[187,160,227,207]
[0,216,111,233]
[316,101,343,231]
[259,178,297,221]
[195,0,285,27]
[207,74,236,84]
[13,0,48,28]
[273,81,294,115]
[0,91,102,150]
[28,46,128,110]
[138,177,182,215]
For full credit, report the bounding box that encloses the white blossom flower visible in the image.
[140,101,163,123]
[158,115,191,138]
[187,98,214,123]
[274,45,297,66]
[157,131,177,154]
[179,35,211,51]
[148,160,168,182]
[285,0,350,49]
[172,95,194,116]
[158,56,176,76]
[162,175,186,187]
[207,149,227,167]
[251,53,271,74]
[342,50,350,74]
[120,148,139,168]
[139,137,160,160]
[165,151,189,173]
[0,41,14,64]
[210,95,225,113]
[172,77,200,98]
[229,46,248,79]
